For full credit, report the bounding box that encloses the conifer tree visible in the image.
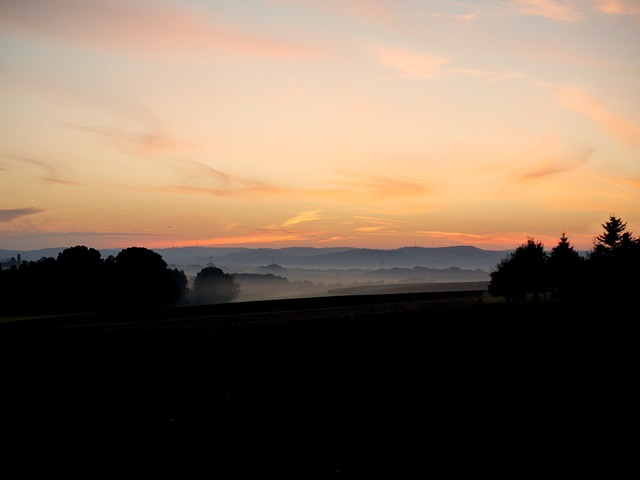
[548,233,584,298]
[593,215,628,255]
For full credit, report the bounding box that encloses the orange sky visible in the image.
[1,0,639,251]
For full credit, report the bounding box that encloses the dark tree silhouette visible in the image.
[15,256,60,311]
[547,233,586,299]
[57,245,105,310]
[111,247,185,308]
[488,216,639,302]
[0,263,17,312]
[0,245,188,313]
[169,267,189,304]
[57,245,102,268]
[191,266,240,304]
[592,214,629,254]
[588,215,639,297]
[489,238,547,301]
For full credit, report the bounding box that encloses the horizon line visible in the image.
[2,243,527,254]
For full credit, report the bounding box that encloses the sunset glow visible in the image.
[1,0,639,251]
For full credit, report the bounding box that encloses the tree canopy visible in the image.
[489,215,639,301]
[0,245,238,314]
[488,238,547,301]
[191,266,240,305]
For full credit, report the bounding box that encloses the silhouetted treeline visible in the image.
[488,215,640,301]
[0,246,239,314]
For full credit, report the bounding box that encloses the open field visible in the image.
[327,280,489,295]
[0,289,633,475]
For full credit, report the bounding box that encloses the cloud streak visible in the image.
[281,210,324,227]
[432,0,640,23]
[0,0,322,59]
[372,46,448,79]
[264,0,402,31]
[511,0,583,22]
[556,86,640,147]
[197,230,322,247]
[69,121,271,194]
[2,154,81,186]
[594,0,640,16]
[0,207,45,222]
[329,171,428,198]
[371,45,522,81]
[518,147,593,181]
[68,124,195,158]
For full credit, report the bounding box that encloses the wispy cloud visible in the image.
[155,167,432,202]
[511,0,583,22]
[330,171,428,198]
[0,207,45,222]
[518,147,593,181]
[263,0,402,31]
[555,85,640,147]
[423,1,505,23]
[197,230,321,247]
[512,0,640,22]
[371,46,449,79]
[281,210,324,227]
[349,215,403,234]
[418,229,489,243]
[371,45,522,81]
[68,124,195,158]
[450,67,523,82]
[430,11,482,24]
[594,0,640,16]
[0,0,322,59]
[2,154,81,185]
[69,122,269,194]
[431,1,632,23]
[149,180,281,199]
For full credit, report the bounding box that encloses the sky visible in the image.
[1,0,639,252]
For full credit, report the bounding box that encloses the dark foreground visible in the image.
[0,290,634,476]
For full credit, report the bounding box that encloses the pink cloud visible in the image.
[595,0,640,16]
[0,0,322,58]
[429,1,640,24]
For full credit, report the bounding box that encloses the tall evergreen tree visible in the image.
[588,215,639,297]
[548,233,585,298]
[592,215,628,255]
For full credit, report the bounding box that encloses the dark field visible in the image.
[0,290,633,476]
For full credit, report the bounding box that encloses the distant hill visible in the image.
[1,245,512,271]
[159,245,510,271]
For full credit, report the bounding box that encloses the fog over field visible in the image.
[0,245,508,302]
